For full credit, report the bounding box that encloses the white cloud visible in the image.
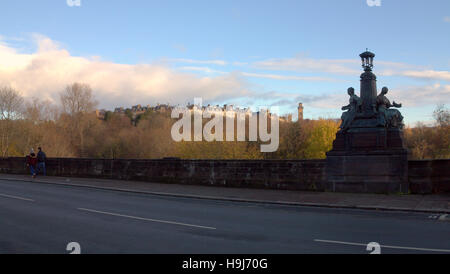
[394,83,450,107]
[366,0,381,7]
[0,35,250,109]
[168,58,227,66]
[66,0,81,7]
[312,83,450,110]
[398,70,450,81]
[381,69,450,81]
[253,56,360,75]
[313,83,450,109]
[257,83,450,115]
[232,61,248,66]
[240,72,337,82]
[253,55,450,82]
[179,66,226,74]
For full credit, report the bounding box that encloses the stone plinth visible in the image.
[330,127,406,151]
[326,127,409,194]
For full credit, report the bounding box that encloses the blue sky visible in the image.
[0,0,449,125]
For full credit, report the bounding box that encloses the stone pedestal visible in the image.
[326,128,408,193]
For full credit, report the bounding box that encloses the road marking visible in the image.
[77,208,216,230]
[314,239,450,253]
[0,193,35,202]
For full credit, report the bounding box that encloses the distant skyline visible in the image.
[0,0,449,125]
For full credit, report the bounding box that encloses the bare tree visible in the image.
[0,86,24,157]
[433,104,450,127]
[0,86,24,120]
[60,83,98,115]
[59,83,98,157]
[24,98,59,123]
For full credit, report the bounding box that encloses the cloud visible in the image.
[251,90,339,110]
[178,66,226,74]
[232,61,248,66]
[308,83,450,109]
[255,83,450,115]
[253,55,450,82]
[396,70,450,81]
[394,83,450,107]
[253,56,360,75]
[176,66,338,82]
[310,83,450,110]
[240,72,337,82]
[66,0,81,7]
[167,58,227,66]
[444,16,450,23]
[0,35,251,109]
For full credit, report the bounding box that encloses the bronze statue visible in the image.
[376,87,404,128]
[340,87,362,131]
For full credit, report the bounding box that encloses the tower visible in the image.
[298,103,304,121]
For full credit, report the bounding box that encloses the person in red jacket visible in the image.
[26,151,38,178]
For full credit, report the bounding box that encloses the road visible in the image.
[0,179,449,254]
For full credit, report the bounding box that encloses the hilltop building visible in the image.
[96,102,305,123]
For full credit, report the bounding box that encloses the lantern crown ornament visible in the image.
[359,49,375,71]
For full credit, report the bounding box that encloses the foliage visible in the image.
[404,105,450,159]
[0,83,448,160]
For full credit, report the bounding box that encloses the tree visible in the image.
[60,83,98,116]
[0,86,24,120]
[23,98,58,123]
[405,122,432,159]
[59,83,99,157]
[433,104,450,127]
[0,86,24,157]
[432,104,450,158]
[303,119,339,159]
[273,120,313,159]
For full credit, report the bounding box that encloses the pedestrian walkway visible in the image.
[0,173,449,214]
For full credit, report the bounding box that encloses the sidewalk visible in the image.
[0,173,449,214]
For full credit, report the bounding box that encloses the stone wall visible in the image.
[408,159,450,194]
[0,157,326,191]
[0,157,448,194]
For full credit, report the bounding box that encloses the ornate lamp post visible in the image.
[359,50,377,115]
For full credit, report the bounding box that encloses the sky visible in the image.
[0,0,449,125]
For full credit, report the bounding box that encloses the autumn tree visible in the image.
[303,119,339,159]
[60,83,98,115]
[404,105,450,159]
[0,86,24,157]
[405,122,432,159]
[432,104,450,158]
[59,83,99,157]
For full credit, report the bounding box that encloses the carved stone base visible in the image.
[325,127,408,194]
[330,127,406,152]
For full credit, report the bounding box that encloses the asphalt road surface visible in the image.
[0,179,449,254]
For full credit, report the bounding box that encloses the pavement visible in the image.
[0,176,449,254]
[0,173,449,214]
